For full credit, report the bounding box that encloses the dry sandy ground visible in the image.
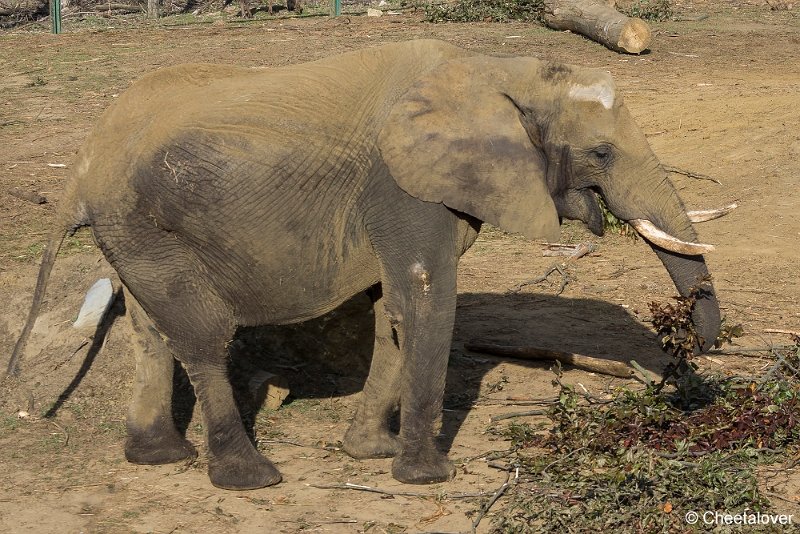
[0,2,798,532]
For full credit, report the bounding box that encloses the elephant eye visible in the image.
[590,145,613,166]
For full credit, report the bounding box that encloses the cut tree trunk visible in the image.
[543,0,652,54]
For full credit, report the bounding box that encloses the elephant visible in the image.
[8,39,722,490]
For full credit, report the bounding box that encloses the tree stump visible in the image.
[543,0,652,54]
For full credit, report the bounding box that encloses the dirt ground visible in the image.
[0,2,799,532]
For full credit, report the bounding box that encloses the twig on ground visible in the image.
[509,263,572,295]
[53,339,90,371]
[764,491,800,506]
[260,438,340,451]
[457,448,515,466]
[465,342,635,379]
[487,461,514,471]
[630,359,660,385]
[663,164,722,185]
[419,500,451,525]
[307,482,490,500]
[659,448,776,460]
[765,329,800,337]
[540,242,596,258]
[278,519,358,525]
[477,395,559,406]
[710,346,797,355]
[471,468,517,534]
[490,409,549,422]
[542,447,587,474]
[48,420,69,447]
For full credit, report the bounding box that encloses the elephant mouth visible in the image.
[590,190,719,256]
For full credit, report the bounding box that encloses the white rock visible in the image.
[73,278,114,329]
[367,8,382,16]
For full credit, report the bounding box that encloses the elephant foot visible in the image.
[391,448,455,485]
[125,428,198,465]
[208,451,282,490]
[342,422,401,459]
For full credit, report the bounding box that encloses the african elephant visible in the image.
[9,39,722,490]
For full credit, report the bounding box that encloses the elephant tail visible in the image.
[7,180,90,376]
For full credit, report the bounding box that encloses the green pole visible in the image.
[334,0,341,16]
[50,0,62,33]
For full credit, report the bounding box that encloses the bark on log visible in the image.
[543,0,652,54]
[465,342,636,379]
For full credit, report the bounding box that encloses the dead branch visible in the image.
[47,420,69,447]
[490,409,549,422]
[709,346,797,356]
[511,242,594,294]
[663,164,722,185]
[259,438,340,451]
[510,263,572,295]
[630,359,660,384]
[764,329,800,337]
[53,339,90,371]
[541,242,596,258]
[471,469,517,534]
[307,482,490,500]
[465,342,635,379]
[478,395,559,406]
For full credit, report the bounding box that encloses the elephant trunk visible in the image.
[604,164,722,353]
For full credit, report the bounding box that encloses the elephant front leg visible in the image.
[124,289,197,465]
[388,262,458,485]
[343,287,402,459]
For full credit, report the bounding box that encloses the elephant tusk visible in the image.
[629,219,715,255]
[687,202,738,223]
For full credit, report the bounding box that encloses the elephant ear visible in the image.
[378,57,560,242]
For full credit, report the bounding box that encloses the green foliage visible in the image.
[648,280,743,406]
[621,0,673,21]
[715,317,745,349]
[423,0,545,23]
[492,366,799,532]
[488,296,799,532]
[596,195,637,238]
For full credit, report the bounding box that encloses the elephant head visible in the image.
[379,54,721,350]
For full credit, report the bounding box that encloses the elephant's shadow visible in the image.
[170,290,670,452]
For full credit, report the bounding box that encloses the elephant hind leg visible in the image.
[342,286,402,459]
[116,236,280,490]
[124,288,197,465]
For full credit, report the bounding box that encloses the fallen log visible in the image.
[543,0,652,54]
[465,342,635,379]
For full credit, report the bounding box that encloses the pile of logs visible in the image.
[0,0,47,23]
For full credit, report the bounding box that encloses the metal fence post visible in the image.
[50,0,61,33]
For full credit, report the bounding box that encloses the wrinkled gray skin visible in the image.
[9,40,720,490]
